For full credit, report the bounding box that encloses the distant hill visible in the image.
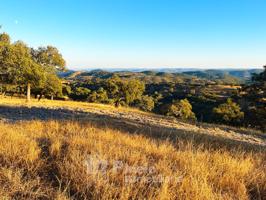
[183,69,263,83]
[59,68,263,84]
[227,69,263,81]
[183,70,241,84]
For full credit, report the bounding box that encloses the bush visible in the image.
[62,84,72,96]
[213,98,244,125]
[135,95,155,111]
[122,79,145,105]
[165,98,196,120]
[70,87,91,100]
[88,87,109,103]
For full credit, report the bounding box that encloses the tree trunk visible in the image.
[51,95,54,100]
[26,83,31,102]
[38,94,43,101]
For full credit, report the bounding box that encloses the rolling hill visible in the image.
[59,68,263,84]
[0,97,265,199]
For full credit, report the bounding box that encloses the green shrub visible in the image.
[135,95,155,111]
[88,87,109,103]
[71,87,91,100]
[213,98,244,125]
[164,98,196,120]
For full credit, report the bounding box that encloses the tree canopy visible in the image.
[242,66,266,130]
[213,98,244,125]
[0,32,65,101]
[164,99,196,120]
[31,46,66,71]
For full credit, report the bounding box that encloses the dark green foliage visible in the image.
[135,95,155,111]
[123,79,145,105]
[31,46,66,71]
[242,66,266,130]
[71,87,91,100]
[43,73,63,98]
[104,76,145,105]
[0,84,18,96]
[0,40,45,87]
[0,32,65,101]
[88,87,109,103]
[248,65,266,99]
[163,99,196,120]
[213,98,244,125]
[245,105,266,131]
[62,84,72,96]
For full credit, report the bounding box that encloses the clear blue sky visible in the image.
[1,0,265,69]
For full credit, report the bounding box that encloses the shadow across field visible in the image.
[0,105,265,153]
[0,105,87,121]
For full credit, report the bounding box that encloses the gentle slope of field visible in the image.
[0,98,265,149]
[0,98,265,199]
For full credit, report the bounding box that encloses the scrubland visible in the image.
[0,98,265,199]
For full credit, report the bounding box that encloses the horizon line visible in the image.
[68,66,264,71]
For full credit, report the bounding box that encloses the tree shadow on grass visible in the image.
[0,105,265,153]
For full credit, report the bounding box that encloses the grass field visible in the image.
[0,97,265,199]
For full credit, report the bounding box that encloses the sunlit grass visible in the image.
[0,96,148,115]
[0,97,265,199]
[0,120,265,199]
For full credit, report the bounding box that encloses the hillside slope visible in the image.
[0,98,265,199]
[0,98,265,150]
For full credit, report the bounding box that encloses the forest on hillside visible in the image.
[0,32,265,131]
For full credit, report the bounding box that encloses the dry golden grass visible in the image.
[0,120,265,200]
[1,97,264,147]
[0,97,147,115]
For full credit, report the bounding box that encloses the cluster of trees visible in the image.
[0,31,265,131]
[0,32,65,101]
[69,76,234,122]
[241,66,266,130]
[69,77,246,124]
[68,67,265,130]
[70,76,152,109]
[212,67,265,130]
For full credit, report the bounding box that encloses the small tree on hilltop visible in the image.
[213,98,244,125]
[166,98,196,120]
